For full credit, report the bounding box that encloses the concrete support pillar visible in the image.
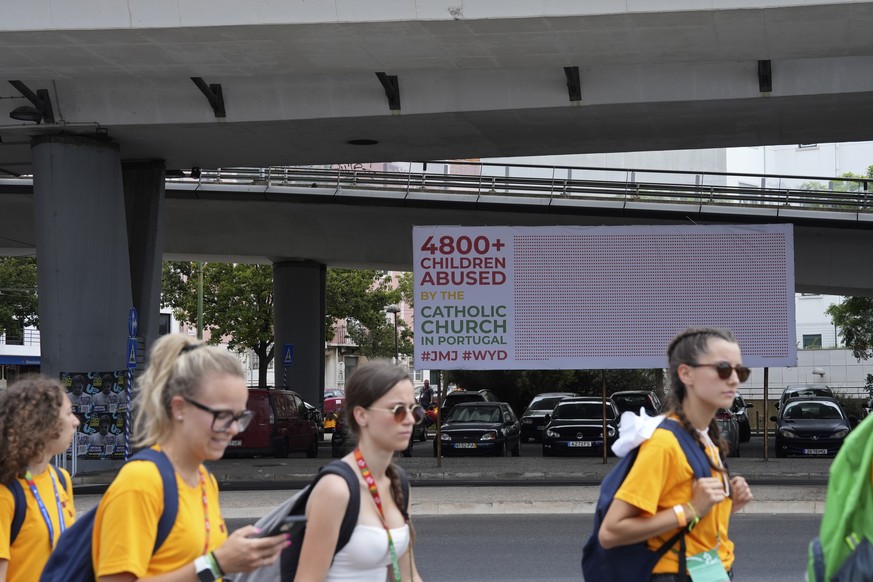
[122,160,165,357]
[32,135,132,377]
[273,261,325,405]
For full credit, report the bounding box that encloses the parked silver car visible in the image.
[716,408,740,457]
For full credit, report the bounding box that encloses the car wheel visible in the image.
[419,428,427,442]
[511,442,521,457]
[306,436,318,458]
[274,438,289,458]
[740,423,751,443]
[776,447,787,458]
[732,443,740,458]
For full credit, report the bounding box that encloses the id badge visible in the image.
[687,549,730,582]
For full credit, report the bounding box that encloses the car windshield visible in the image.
[446,394,483,406]
[612,394,651,413]
[783,402,844,420]
[529,397,566,411]
[784,388,831,400]
[553,402,615,420]
[447,405,501,423]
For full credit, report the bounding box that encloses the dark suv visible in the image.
[440,389,498,420]
[520,392,578,442]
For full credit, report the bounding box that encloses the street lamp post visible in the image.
[385,304,400,364]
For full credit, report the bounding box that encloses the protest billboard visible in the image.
[413,224,795,370]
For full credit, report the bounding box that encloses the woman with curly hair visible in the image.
[599,327,755,581]
[0,375,80,582]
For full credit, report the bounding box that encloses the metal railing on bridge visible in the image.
[166,160,873,215]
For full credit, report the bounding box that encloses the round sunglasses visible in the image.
[367,403,426,425]
[688,362,751,383]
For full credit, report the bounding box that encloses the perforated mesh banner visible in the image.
[413,224,795,370]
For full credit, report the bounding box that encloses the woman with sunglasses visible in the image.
[93,334,288,582]
[599,327,754,581]
[295,361,423,582]
[0,376,79,582]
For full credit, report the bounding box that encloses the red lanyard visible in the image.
[198,467,211,555]
[353,448,401,582]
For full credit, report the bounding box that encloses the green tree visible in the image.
[325,269,411,359]
[826,296,873,361]
[162,262,274,386]
[0,257,39,341]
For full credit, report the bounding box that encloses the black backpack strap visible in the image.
[317,461,361,555]
[5,481,26,545]
[652,420,714,580]
[129,449,179,553]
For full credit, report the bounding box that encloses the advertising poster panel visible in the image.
[61,370,128,460]
[413,224,795,370]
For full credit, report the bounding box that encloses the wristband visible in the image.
[685,502,699,521]
[208,551,225,576]
[672,504,687,527]
[194,554,220,582]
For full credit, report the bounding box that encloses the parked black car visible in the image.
[520,392,578,442]
[716,407,740,458]
[435,402,520,457]
[542,397,619,457]
[610,391,662,416]
[440,389,498,420]
[731,393,753,442]
[771,397,852,457]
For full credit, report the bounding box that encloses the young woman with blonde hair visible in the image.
[295,361,423,582]
[93,334,287,582]
[599,327,755,581]
[0,375,79,582]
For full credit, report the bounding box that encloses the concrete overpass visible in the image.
[2,164,872,296]
[4,1,873,174]
[4,0,873,405]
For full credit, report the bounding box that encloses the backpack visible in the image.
[807,414,873,581]
[4,465,69,545]
[230,460,410,582]
[581,419,713,582]
[40,448,179,582]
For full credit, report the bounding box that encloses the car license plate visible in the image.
[803,448,827,455]
[229,440,242,446]
[568,441,593,447]
[455,443,477,449]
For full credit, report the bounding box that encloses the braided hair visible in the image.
[666,327,735,473]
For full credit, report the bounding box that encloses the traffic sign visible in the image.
[127,338,137,369]
[283,344,294,367]
[128,307,138,338]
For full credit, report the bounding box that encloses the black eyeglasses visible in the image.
[367,403,426,425]
[182,396,254,433]
[689,362,751,383]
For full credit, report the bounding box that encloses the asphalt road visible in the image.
[226,513,820,581]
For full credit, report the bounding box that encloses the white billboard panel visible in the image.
[413,224,796,370]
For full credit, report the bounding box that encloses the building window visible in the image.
[803,334,822,349]
[798,144,818,149]
[411,369,423,382]
[159,313,171,336]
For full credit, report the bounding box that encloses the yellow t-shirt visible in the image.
[0,466,76,582]
[93,449,228,578]
[614,425,735,574]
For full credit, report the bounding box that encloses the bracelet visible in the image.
[672,504,687,528]
[685,502,699,522]
[208,552,225,576]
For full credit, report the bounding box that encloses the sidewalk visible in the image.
[69,451,833,518]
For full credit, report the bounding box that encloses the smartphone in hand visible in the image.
[258,515,307,538]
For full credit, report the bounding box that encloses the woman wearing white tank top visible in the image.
[295,362,424,582]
